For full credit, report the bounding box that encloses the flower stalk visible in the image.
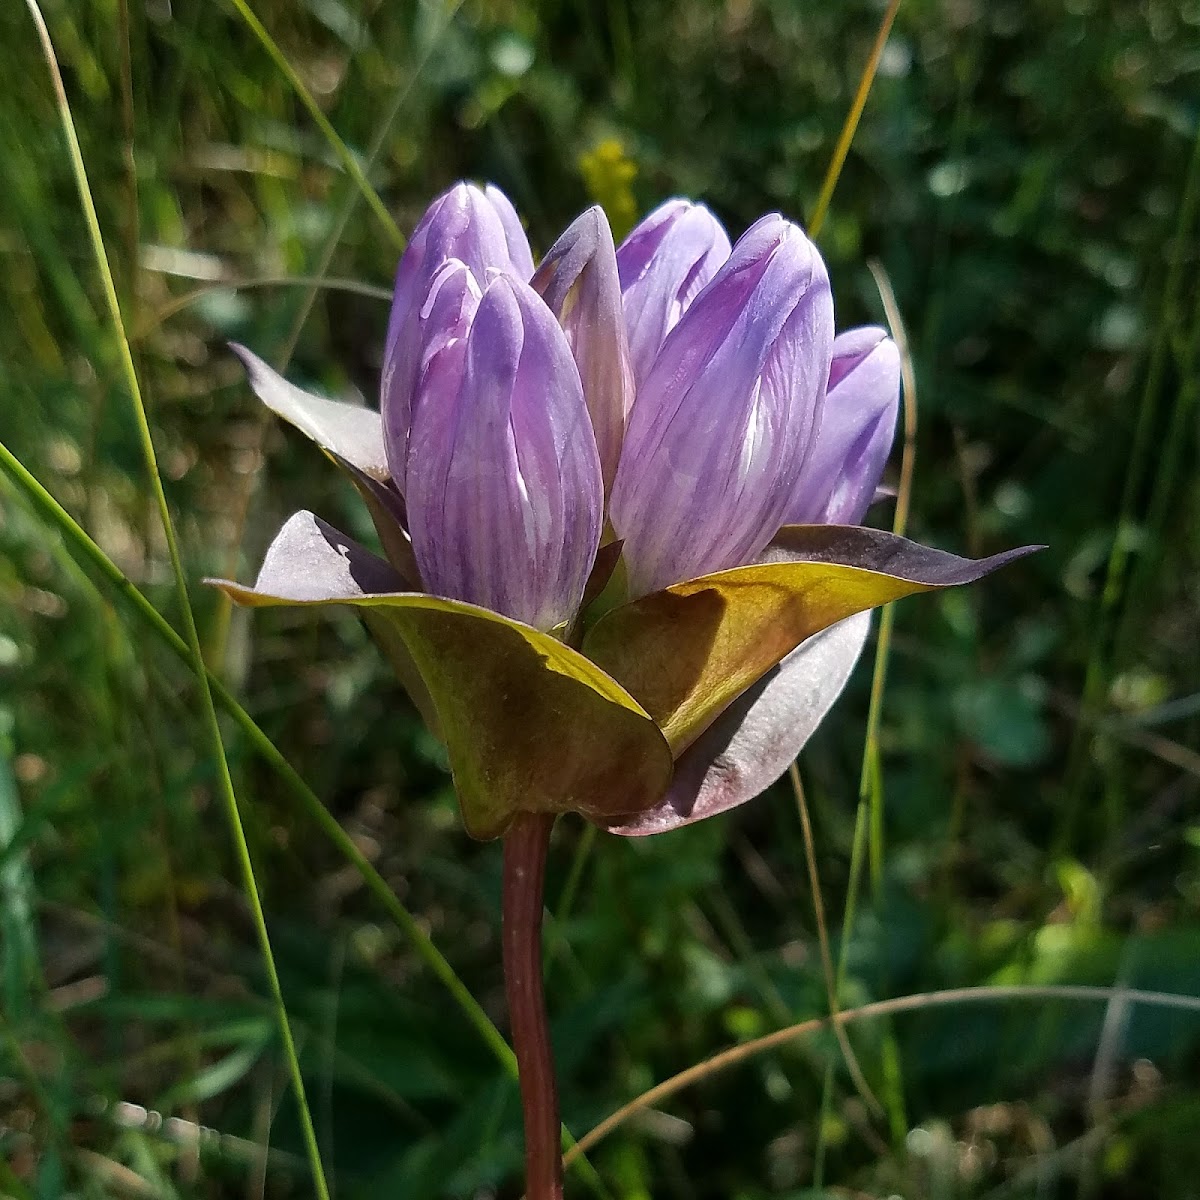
[502,811,562,1200]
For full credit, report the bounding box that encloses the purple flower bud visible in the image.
[610,215,834,597]
[484,184,536,280]
[381,183,534,484]
[788,327,900,526]
[532,206,634,494]
[404,265,603,630]
[616,199,731,387]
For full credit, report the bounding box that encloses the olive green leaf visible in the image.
[211,511,674,839]
[605,611,872,836]
[584,525,1041,756]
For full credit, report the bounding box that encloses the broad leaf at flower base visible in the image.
[604,610,872,835]
[583,525,1042,756]
[211,511,674,839]
[231,345,418,576]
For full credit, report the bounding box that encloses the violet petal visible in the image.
[616,198,731,387]
[405,271,603,630]
[610,214,834,597]
[532,206,634,492]
[789,327,901,525]
[380,183,525,485]
[485,184,536,280]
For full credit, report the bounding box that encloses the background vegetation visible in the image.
[2,0,1199,1196]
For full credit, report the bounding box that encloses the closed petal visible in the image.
[789,327,901,525]
[616,198,731,387]
[485,184,536,280]
[610,214,834,597]
[532,206,634,493]
[406,272,603,629]
[381,183,524,484]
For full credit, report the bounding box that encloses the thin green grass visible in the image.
[1111,128,1200,679]
[807,0,902,238]
[0,436,510,1067]
[22,2,331,1194]
[793,2,915,1171]
[224,0,405,251]
[1059,124,1200,851]
[815,261,920,1167]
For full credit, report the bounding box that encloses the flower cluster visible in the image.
[380,184,899,623]
[217,184,1031,839]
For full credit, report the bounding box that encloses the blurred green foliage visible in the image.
[1,0,1198,1196]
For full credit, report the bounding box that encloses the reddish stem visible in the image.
[502,811,562,1200]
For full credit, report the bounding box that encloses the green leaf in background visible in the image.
[953,675,1052,768]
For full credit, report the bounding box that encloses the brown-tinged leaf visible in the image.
[584,525,1041,755]
[605,612,870,835]
[210,512,673,839]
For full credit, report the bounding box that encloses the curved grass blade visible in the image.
[0,438,508,1061]
[224,0,405,250]
[808,0,903,239]
[22,7,329,1187]
[0,440,607,1195]
[135,276,393,340]
[565,984,1200,1165]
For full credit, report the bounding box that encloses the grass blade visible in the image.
[223,0,405,250]
[566,984,1200,1165]
[1059,123,1200,849]
[808,0,902,238]
[22,4,329,1192]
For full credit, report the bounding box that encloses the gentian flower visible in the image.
[403,261,602,631]
[214,183,1036,840]
[210,183,1041,1200]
